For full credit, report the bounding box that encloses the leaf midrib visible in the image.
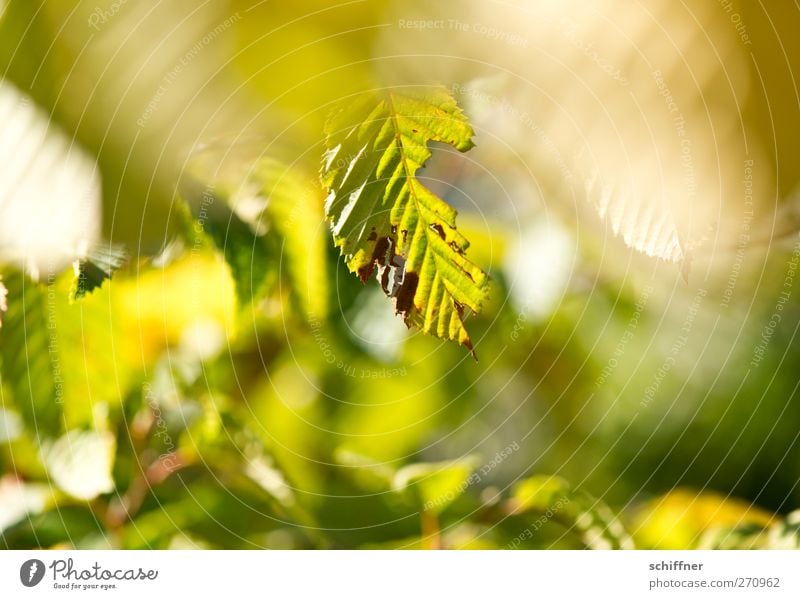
[385,92,442,278]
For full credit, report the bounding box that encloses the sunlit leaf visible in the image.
[632,488,774,550]
[245,454,296,507]
[0,81,101,278]
[0,406,22,443]
[69,244,127,301]
[322,87,489,354]
[0,276,6,327]
[116,251,236,361]
[0,476,50,533]
[583,169,703,277]
[393,456,480,515]
[41,429,115,501]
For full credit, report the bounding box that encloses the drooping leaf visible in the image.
[509,475,634,549]
[321,87,489,354]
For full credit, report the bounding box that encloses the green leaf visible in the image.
[768,510,800,548]
[333,448,396,491]
[699,510,800,549]
[256,159,329,320]
[181,158,329,318]
[69,244,127,301]
[0,272,63,438]
[0,270,127,440]
[697,522,769,549]
[393,456,480,515]
[321,87,489,354]
[180,183,272,308]
[510,475,635,549]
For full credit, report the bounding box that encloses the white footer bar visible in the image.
[1,550,797,598]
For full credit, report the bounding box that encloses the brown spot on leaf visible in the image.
[358,236,391,282]
[429,223,445,240]
[373,236,391,262]
[358,263,375,283]
[461,267,476,284]
[464,337,477,360]
[394,271,419,317]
